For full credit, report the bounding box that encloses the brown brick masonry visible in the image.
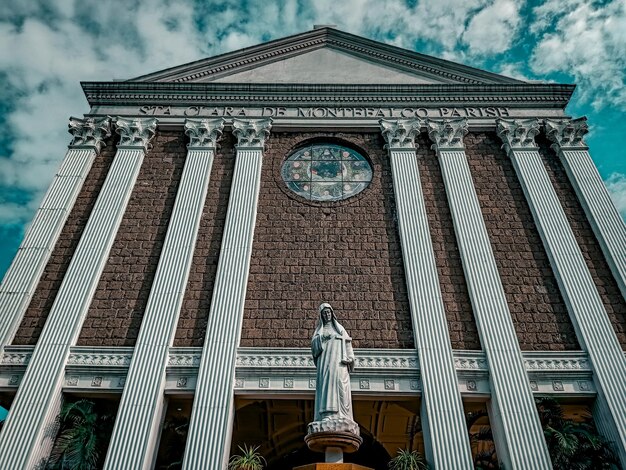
[76,131,185,346]
[416,134,482,350]
[465,132,579,351]
[13,137,118,345]
[538,135,626,350]
[240,132,414,349]
[173,133,235,347]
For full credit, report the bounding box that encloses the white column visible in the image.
[104,119,225,469]
[0,117,111,346]
[378,119,473,469]
[0,117,157,469]
[545,117,626,300]
[497,118,626,467]
[182,118,272,470]
[427,119,551,469]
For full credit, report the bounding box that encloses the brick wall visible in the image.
[417,134,481,350]
[173,133,235,347]
[465,132,579,350]
[538,136,626,349]
[77,131,185,346]
[239,132,414,349]
[13,137,117,345]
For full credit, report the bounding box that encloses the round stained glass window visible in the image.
[281,144,372,201]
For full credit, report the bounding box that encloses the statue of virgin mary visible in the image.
[311,303,356,423]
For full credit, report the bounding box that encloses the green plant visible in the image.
[47,399,113,470]
[535,397,618,469]
[465,409,500,470]
[228,444,266,470]
[388,449,428,470]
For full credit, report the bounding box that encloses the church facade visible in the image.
[0,27,624,469]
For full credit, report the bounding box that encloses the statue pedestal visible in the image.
[294,464,373,470]
[305,430,362,455]
[305,418,363,465]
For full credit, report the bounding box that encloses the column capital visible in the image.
[115,117,158,151]
[379,119,423,150]
[232,118,272,149]
[427,118,468,152]
[496,118,540,153]
[545,117,589,151]
[68,116,112,153]
[184,118,225,150]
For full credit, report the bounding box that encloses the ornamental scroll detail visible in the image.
[68,116,112,153]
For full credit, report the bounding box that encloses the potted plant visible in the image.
[465,408,500,469]
[228,444,266,470]
[388,449,428,470]
[46,398,113,469]
[536,397,618,469]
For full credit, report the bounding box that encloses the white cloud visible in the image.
[463,0,524,54]
[530,0,626,110]
[605,173,626,220]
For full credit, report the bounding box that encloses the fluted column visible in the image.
[378,119,473,469]
[182,118,272,470]
[0,117,157,469]
[497,118,626,467]
[0,117,111,346]
[427,119,551,469]
[545,117,626,300]
[104,119,225,469]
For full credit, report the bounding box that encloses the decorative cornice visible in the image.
[81,82,576,108]
[168,349,202,367]
[379,119,422,150]
[232,118,272,149]
[184,118,225,149]
[545,117,589,151]
[67,347,133,367]
[115,117,158,150]
[453,351,488,371]
[68,116,112,153]
[496,118,540,152]
[0,346,32,367]
[427,118,469,151]
[523,352,591,373]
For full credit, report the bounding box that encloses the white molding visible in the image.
[0,346,599,399]
[182,119,271,470]
[429,118,552,469]
[497,118,626,468]
[545,117,626,301]
[380,118,474,469]
[0,118,156,470]
[0,117,112,347]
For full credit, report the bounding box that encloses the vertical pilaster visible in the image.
[545,117,626,300]
[0,117,157,469]
[427,119,551,469]
[0,117,111,346]
[103,119,224,469]
[497,118,626,467]
[182,118,271,470]
[379,119,473,469]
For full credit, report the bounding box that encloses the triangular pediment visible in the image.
[132,28,523,85]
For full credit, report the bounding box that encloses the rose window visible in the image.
[281,144,372,201]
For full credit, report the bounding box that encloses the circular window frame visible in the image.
[275,138,375,207]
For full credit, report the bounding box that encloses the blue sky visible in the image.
[0,0,625,280]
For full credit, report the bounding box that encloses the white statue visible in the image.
[311,303,356,424]
[307,303,362,463]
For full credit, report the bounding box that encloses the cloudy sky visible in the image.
[0,0,625,278]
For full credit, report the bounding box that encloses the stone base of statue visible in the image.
[305,417,362,464]
[294,464,373,470]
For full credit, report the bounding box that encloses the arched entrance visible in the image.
[230,397,423,470]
